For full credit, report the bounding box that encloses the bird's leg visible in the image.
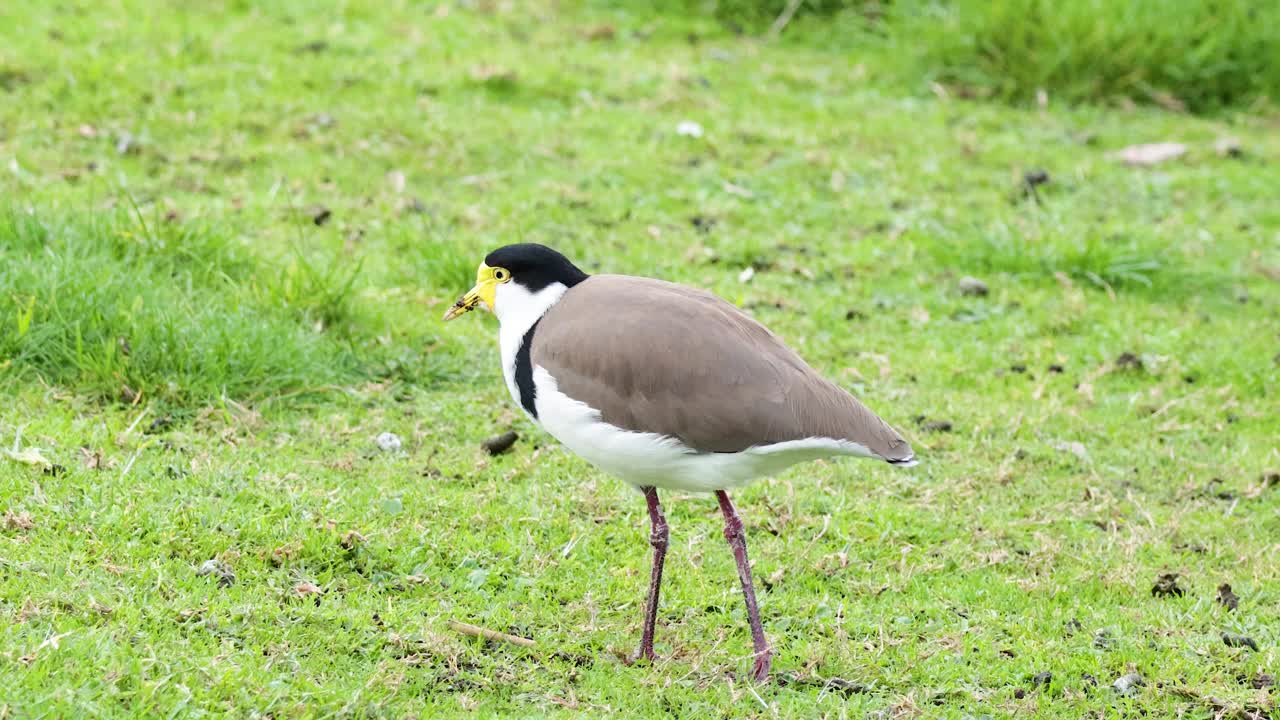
[632,486,668,664]
[715,490,773,683]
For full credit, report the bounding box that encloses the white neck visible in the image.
[495,281,570,413]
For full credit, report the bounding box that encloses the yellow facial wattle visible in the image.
[442,263,508,321]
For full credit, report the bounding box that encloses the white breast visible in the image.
[494,281,569,413]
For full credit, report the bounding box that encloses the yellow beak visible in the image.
[442,263,499,321]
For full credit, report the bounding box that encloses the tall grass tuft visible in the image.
[0,210,368,406]
[922,209,1202,295]
[890,0,1280,112]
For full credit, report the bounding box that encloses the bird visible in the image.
[443,243,915,683]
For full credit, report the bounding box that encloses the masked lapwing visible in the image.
[443,244,915,683]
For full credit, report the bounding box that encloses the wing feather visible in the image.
[531,275,914,462]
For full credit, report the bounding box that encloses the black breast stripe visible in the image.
[514,317,542,418]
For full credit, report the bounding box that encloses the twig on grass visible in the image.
[447,620,536,648]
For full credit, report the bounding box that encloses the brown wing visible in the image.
[530,275,914,462]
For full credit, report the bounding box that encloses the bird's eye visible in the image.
[494,269,509,281]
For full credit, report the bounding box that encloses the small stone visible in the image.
[958,276,989,296]
[1115,352,1144,371]
[737,266,755,283]
[1216,583,1239,611]
[195,559,235,587]
[1093,629,1116,650]
[375,432,403,453]
[1213,137,1243,158]
[306,205,332,226]
[1031,671,1053,687]
[115,132,141,155]
[481,431,519,456]
[1112,672,1144,696]
[1151,572,1185,598]
[1251,672,1275,689]
[676,120,704,138]
[1024,168,1050,187]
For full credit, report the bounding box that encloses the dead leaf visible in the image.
[470,65,516,84]
[294,581,323,596]
[1077,382,1095,402]
[270,541,301,566]
[3,510,35,531]
[1054,441,1089,462]
[340,530,367,549]
[3,447,51,469]
[1113,142,1187,166]
[387,170,406,193]
[583,24,615,41]
[765,567,785,589]
[79,447,103,470]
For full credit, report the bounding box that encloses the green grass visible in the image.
[2,0,1279,717]
[647,0,1280,112]
[890,0,1280,112]
[0,210,372,406]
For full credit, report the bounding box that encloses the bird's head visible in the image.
[442,243,589,324]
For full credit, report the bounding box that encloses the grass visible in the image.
[2,0,1279,717]
[0,210,371,406]
[651,0,1280,112]
[889,0,1280,112]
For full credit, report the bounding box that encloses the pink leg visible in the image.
[632,486,668,663]
[715,490,773,683]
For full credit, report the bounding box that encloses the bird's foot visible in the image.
[624,646,657,666]
[749,649,774,684]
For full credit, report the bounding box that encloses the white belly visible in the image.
[530,367,875,493]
